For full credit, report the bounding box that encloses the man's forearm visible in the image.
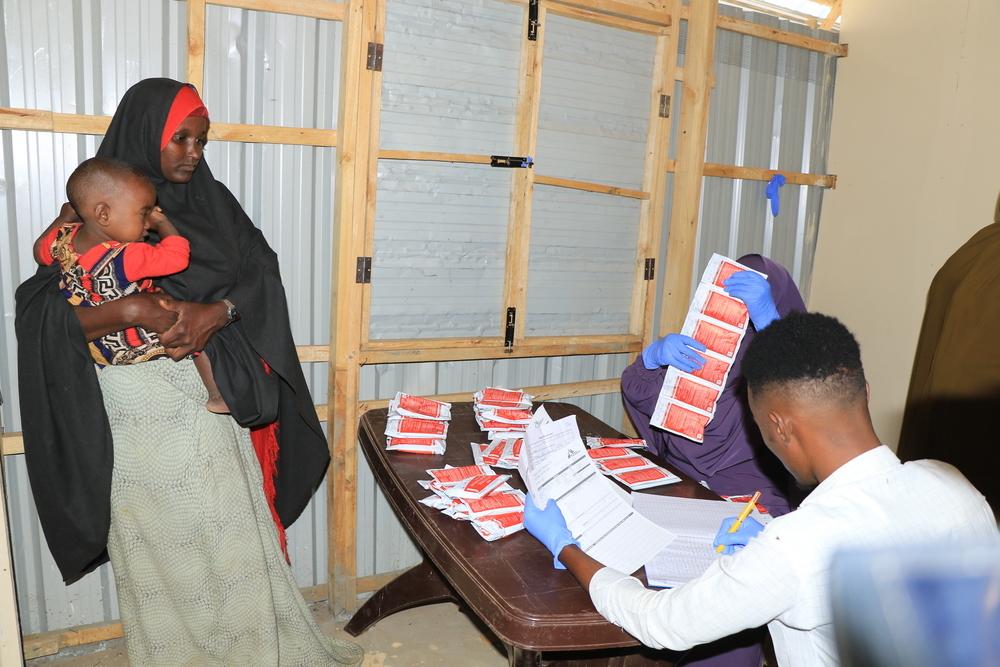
[558,544,606,590]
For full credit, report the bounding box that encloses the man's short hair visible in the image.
[66,157,148,217]
[743,311,867,404]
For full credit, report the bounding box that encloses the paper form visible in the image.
[519,415,673,575]
[631,493,770,588]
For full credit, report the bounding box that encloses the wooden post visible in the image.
[0,458,23,665]
[659,0,718,335]
[630,6,680,348]
[501,2,547,344]
[329,0,381,616]
[187,0,207,91]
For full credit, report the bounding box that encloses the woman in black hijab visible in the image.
[16,78,361,665]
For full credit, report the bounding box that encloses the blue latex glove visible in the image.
[713,516,765,555]
[524,494,579,570]
[723,271,780,331]
[765,173,786,216]
[641,334,707,372]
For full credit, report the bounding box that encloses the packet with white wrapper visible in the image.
[471,438,523,469]
[425,464,493,486]
[456,489,526,519]
[586,447,634,461]
[702,252,767,290]
[474,387,533,410]
[430,474,512,500]
[476,408,533,424]
[691,283,749,330]
[597,455,656,474]
[389,392,452,420]
[681,311,746,360]
[612,466,682,490]
[386,437,446,455]
[472,511,525,541]
[659,369,723,415]
[650,398,713,443]
[386,416,449,439]
[585,436,647,449]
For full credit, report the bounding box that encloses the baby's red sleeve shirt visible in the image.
[36,226,62,265]
[122,235,191,282]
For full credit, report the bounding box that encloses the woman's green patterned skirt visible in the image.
[99,358,362,666]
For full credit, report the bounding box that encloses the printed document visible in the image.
[519,414,672,574]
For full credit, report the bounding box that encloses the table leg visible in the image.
[509,646,541,666]
[344,560,457,636]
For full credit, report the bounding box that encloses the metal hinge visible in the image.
[644,258,655,281]
[527,0,540,41]
[366,42,384,71]
[504,307,516,352]
[356,256,372,283]
[658,94,671,118]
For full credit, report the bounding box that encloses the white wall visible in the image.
[809,0,1000,446]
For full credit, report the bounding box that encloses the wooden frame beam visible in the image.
[716,14,847,56]
[0,108,337,147]
[328,0,384,616]
[663,160,837,188]
[659,0,718,335]
[207,0,346,21]
[501,2,547,344]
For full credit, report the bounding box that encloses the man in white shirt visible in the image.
[525,311,998,667]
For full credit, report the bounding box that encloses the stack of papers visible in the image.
[586,448,682,490]
[631,492,771,588]
[650,254,765,443]
[417,464,526,541]
[585,436,646,449]
[474,387,534,440]
[518,408,674,574]
[384,392,452,455]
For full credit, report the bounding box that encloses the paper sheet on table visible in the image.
[631,492,771,588]
[519,415,672,575]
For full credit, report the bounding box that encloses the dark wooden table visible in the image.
[345,401,720,666]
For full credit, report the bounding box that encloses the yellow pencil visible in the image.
[715,490,762,554]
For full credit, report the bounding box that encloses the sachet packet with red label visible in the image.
[474,387,534,410]
[585,436,647,449]
[611,466,682,490]
[386,437,446,455]
[389,392,452,420]
[386,416,449,439]
[472,511,525,541]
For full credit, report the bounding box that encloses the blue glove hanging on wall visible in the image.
[766,173,786,216]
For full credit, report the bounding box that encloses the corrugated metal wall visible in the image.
[0,0,838,635]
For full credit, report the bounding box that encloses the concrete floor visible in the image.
[29,601,509,667]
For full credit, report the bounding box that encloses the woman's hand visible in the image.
[74,291,178,341]
[157,300,229,360]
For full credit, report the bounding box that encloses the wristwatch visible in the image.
[222,298,240,325]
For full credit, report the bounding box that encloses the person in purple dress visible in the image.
[621,254,805,666]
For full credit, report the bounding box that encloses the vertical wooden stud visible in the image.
[630,8,679,348]
[329,0,381,616]
[0,459,23,665]
[501,3,546,344]
[659,0,718,335]
[187,0,207,91]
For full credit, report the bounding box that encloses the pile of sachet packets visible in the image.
[470,387,534,469]
[384,392,452,455]
[585,436,682,490]
[417,463,527,541]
